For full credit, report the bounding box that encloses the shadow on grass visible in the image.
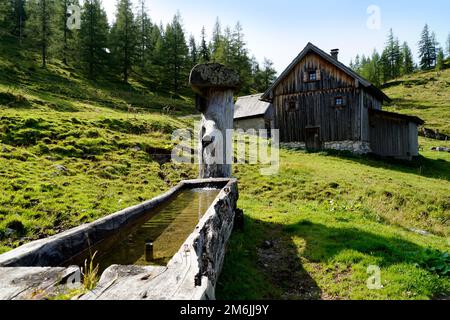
[302,148,450,182]
[217,215,449,300]
[217,216,322,300]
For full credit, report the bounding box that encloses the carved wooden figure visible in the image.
[189,64,240,178]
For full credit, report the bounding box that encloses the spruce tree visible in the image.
[366,50,381,86]
[379,29,402,80]
[12,0,26,43]
[418,24,436,70]
[164,13,188,95]
[260,58,277,90]
[0,1,13,36]
[402,42,414,75]
[136,0,153,68]
[436,48,445,71]
[446,34,450,58]
[150,24,166,88]
[79,0,109,80]
[199,26,210,63]
[0,1,25,43]
[110,0,138,83]
[188,35,198,66]
[56,0,80,65]
[210,17,222,60]
[230,22,252,93]
[26,0,57,68]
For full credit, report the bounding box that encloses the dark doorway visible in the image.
[305,127,322,151]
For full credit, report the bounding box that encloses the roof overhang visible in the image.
[262,42,391,103]
[369,109,424,125]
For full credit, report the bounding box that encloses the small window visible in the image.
[335,97,344,106]
[309,71,317,81]
[288,100,296,112]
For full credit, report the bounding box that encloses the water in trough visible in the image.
[66,188,221,272]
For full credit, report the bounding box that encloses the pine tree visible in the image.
[26,0,57,68]
[164,13,188,95]
[436,48,445,71]
[199,26,210,63]
[188,35,198,66]
[79,0,109,80]
[230,22,252,93]
[12,0,26,43]
[110,0,137,83]
[379,49,390,83]
[214,26,232,65]
[402,42,414,75]
[0,1,25,43]
[260,58,277,90]
[210,17,222,60]
[446,33,450,58]
[136,0,153,68]
[380,29,402,80]
[56,0,81,65]
[150,24,166,88]
[430,32,439,67]
[349,59,354,70]
[0,1,13,35]
[365,50,381,86]
[418,24,437,70]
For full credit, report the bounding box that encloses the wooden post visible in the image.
[189,64,240,178]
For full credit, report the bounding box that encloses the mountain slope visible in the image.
[383,67,450,136]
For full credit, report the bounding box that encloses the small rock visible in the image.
[5,228,15,237]
[409,228,430,236]
[132,146,142,152]
[54,165,68,172]
[262,240,274,249]
[63,182,70,187]
[1,147,11,153]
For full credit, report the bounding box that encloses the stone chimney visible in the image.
[330,49,339,60]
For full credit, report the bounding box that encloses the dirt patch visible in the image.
[257,228,322,300]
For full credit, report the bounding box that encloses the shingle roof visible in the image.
[261,42,391,103]
[234,94,272,119]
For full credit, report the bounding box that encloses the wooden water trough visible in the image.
[0,178,239,300]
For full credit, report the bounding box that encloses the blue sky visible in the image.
[100,0,450,73]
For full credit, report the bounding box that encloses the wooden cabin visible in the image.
[234,94,274,132]
[261,42,424,160]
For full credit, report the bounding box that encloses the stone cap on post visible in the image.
[189,63,240,97]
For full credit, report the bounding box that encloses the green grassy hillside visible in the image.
[0,42,449,300]
[383,68,450,135]
[218,140,449,300]
[0,38,198,252]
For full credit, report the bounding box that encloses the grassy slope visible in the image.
[0,38,198,252]
[218,141,449,300]
[0,39,449,299]
[383,67,450,135]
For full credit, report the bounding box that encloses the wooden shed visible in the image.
[369,109,424,160]
[234,94,274,132]
[261,42,424,160]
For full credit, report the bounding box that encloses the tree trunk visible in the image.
[63,0,68,65]
[198,89,235,178]
[42,0,47,68]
